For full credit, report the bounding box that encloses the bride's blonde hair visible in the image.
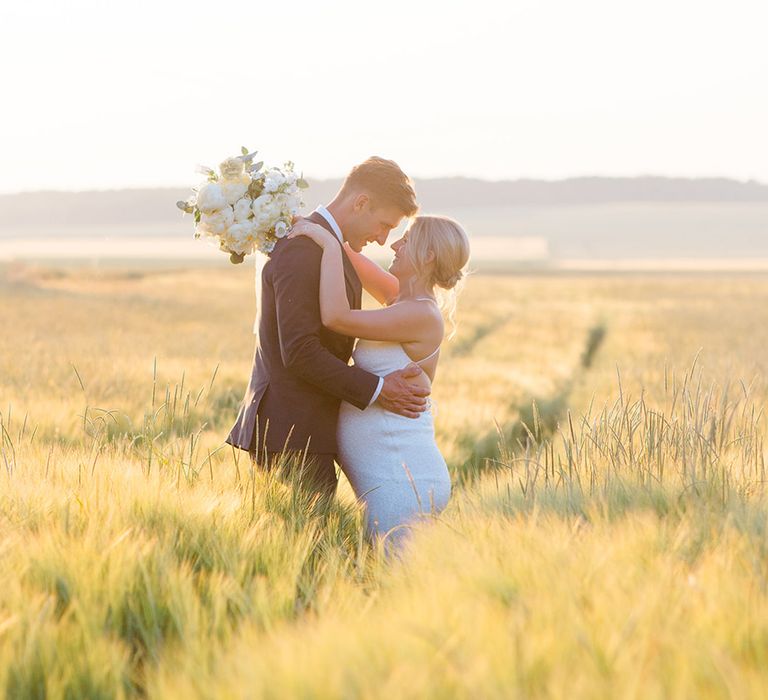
[404,215,471,338]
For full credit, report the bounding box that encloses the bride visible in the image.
[288,214,470,547]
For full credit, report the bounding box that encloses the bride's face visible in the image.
[388,229,417,280]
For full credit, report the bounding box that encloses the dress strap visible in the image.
[415,345,441,365]
[388,296,437,307]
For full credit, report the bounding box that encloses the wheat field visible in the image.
[1,261,768,698]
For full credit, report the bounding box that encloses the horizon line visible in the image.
[1,173,766,197]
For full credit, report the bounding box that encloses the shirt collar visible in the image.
[313,205,344,244]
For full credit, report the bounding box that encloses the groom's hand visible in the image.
[377,364,431,419]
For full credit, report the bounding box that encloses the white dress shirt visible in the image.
[313,206,384,407]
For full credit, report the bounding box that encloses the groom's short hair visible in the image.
[341,157,418,216]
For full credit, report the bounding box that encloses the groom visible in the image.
[226,157,428,497]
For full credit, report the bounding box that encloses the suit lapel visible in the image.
[306,211,362,304]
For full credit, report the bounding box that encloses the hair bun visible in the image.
[438,270,464,290]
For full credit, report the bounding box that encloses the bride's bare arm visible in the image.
[342,243,399,305]
[287,223,438,343]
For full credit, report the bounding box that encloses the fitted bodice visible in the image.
[338,338,450,549]
[351,339,422,376]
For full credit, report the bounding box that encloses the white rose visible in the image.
[201,206,235,235]
[263,169,285,193]
[196,183,227,213]
[233,197,253,222]
[219,157,245,180]
[220,179,249,205]
[274,220,289,238]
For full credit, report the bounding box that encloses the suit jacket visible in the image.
[225,211,380,455]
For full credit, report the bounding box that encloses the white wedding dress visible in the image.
[337,335,451,547]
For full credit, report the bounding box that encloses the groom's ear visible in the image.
[352,192,370,212]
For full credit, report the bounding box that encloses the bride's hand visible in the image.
[287,221,336,249]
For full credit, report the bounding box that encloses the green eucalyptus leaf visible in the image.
[241,146,248,155]
[297,178,309,189]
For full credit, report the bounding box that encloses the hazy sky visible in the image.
[2,0,767,193]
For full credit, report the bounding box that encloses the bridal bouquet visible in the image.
[176,147,308,263]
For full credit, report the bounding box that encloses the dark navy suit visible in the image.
[225,212,379,491]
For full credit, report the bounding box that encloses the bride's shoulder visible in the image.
[388,297,444,328]
[392,297,441,314]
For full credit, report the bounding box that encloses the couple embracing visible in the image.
[226,157,470,547]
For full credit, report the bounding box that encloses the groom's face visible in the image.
[345,194,404,252]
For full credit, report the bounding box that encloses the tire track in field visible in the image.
[449,312,513,358]
[453,319,608,485]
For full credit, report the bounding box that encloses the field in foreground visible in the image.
[1,262,768,698]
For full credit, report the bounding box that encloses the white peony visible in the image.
[228,221,255,242]
[252,194,281,225]
[233,197,253,222]
[201,206,235,235]
[220,178,249,205]
[257,207,280,228]
[251,193,272,216]
[196,183,227,213]
[226,235,252,255]
[224,225,255,255]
